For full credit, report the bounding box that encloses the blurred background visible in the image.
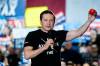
[0,0,100,66]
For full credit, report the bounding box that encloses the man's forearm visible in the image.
[24,46,47,59]
[77,20,92,36]
[31,47,47,58]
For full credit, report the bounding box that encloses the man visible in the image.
[24,10,96,66]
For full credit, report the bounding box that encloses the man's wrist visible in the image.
[42,45,48,51]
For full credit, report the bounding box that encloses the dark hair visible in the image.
[40,10,55,21]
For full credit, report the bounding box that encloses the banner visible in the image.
[0,0,26,19]
[25,6,48,27]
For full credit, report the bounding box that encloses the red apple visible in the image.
[89,9,97,16]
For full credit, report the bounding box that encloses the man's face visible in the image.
[41,14,55,31]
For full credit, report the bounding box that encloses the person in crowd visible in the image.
[61,41,84,66]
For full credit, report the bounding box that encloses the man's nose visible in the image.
[47,21,51,25]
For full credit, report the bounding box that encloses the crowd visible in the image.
[61,28,100,66]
